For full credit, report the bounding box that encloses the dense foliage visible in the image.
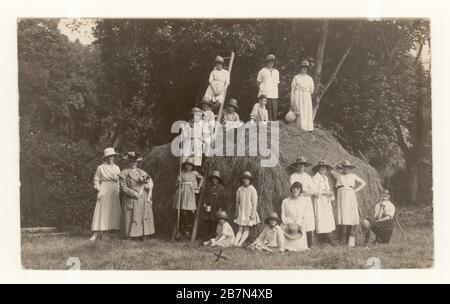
[18,18,431,228]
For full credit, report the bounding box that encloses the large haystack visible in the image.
[145,122,383,238]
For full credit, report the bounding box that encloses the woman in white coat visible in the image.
[290,60,315,131]
[281,182,309,251]
[312,160,336,245]
[90,148,121,241]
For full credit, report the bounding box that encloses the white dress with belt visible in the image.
[312,173,336,233]
[331,172,365,225]
[291,74,315,131]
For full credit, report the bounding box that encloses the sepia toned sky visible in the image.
[58,18,96,45]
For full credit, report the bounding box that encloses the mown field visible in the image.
[21,206,434,270]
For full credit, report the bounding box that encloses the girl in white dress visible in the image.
[330,160,367,247]
[90,148,121,241]
[203,56,230,113]
[203,211,235,248]
[234,171,260,247]
[290,60,315,131]
[312,160,336,245]
[289,157,316,248]
[281,182,309,251]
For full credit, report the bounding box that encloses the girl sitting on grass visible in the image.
[203,211,235,248]
[233,171,261,247]
[248,212,285,252]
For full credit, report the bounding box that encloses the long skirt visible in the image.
[336,188,360,225]
[292,90,314,131]
[314,195,336,233]
[121,197,155,238]
[203,83,226,106]
[91,181,121,232]
[301,196,316,232]
[173,184,197,211]
[371,220,394,243]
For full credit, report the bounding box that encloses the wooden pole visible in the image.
[172,132,184,241]
[191,51,235,242]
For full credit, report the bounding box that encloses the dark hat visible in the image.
[266,54,276,62]
[300,60,310,68]
[382,189,390,196]
[265,212,281,225]
[215,55,225,64]
[227,98,239,110]
[209,170,223,183]
[340,160,356,169]
[361,219,371,232]
[289,157,312,169]
[241,171,254,181]
[123,152,143,162]
[200,100,213,107]
[216,210,229,220]
[283,223,303,240]
[182,157,196,169]
[258,94,268,100]
[313,160,333,172]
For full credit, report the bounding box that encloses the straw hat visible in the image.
[285,111,297,123]
[208,170,223,183]
[123,152,143,162]
[227,98,239,110]
[216,210,229,220]
[191,107,203,115]
[313,160,333,172]
[182,157,196,169]
[215,55,225,64]
[289,157,312,169]
[266,54,276,62]
[265,212,281,225]
[283,223,303,240]
[300,60,310,68]
[103,147,119,158]
[241,171,254,181]
[340,160,356,169]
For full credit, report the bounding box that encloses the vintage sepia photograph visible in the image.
[18,17,433,271]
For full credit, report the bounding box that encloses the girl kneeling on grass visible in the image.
[248,212,285,252]
[203,211,235,248]
[234,171,261,247]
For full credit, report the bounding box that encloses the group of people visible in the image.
[88,54,397,251]
[200,54,315,131]
[90,148,397,251]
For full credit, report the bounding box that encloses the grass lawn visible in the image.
[21,206,434,270]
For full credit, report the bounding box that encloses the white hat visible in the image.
[103,147,118,158]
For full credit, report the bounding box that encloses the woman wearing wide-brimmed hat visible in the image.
[331,160,367,247]
[173,157,204,239]
[233,171,261,247]
[257,54,280,121]
[119,152,155,240]
[290,60,315,131]
[288,157,316,248]
[312,160,336,245]
[90,148,122,241]
[203,211,235,248]
[203,55,230,113]
[281,182,309,251]
[248,212,285,252]
[201,170,226,240]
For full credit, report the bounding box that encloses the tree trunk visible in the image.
[405,153,419,205]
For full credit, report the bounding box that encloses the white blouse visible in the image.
[257,67,280,99]
[291,74,315,93]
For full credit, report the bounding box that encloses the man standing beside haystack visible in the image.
[257,54,280,121]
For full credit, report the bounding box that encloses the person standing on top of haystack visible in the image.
[221,98,241,127]
[257,54,280,121]
[173,157,204,239]
[330,160,367,248]
[290,60,315,131]
[203,55,230,114]
[248,212,285,252]
[90,148,122,242]
[201,170,226,240]
[181,107,211,169]
[289,157,316,248]
[281,182,309,252]
[363,189,396,247]
[312,160,336,245]
[249,94,269,124]
[119,152,155,241]
[201,100,216,133]
[234,171,261,247]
